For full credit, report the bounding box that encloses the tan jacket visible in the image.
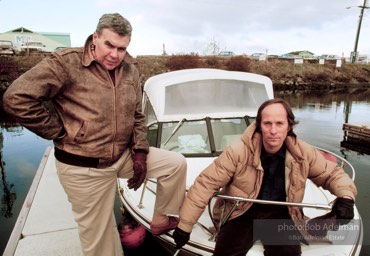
[3,35,149,167]
[178,122,357,233]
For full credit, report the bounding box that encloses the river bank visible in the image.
[1,55,370,94]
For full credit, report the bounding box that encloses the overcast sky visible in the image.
[1,0,369,57]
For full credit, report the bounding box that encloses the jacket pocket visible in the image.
[73,121,88,143]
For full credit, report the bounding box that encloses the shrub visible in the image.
[225,56,251,72]
[203,56,221,68]
[0,56,20,82]
[304,71,331,83]
[165,54,201,71]
[15,55,45,71]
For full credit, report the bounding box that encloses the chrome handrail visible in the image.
[207,192,332,242]
[315,146,356,181]
[214,194,332,210]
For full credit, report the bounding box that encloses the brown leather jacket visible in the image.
[178,122,357,233]
[3,35,149,168]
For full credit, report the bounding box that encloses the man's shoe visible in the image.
[150,216,179,236]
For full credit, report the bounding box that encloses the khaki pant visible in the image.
[56,147,187,256]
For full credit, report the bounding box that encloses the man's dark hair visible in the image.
[255,98,299,137]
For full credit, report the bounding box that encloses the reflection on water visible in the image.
[0,91,370,255]
[276,89,370,155]
[276,88,370,108]
[0,111,21,219]
[1,131,17,218]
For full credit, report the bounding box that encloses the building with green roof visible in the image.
[0,27,71,52]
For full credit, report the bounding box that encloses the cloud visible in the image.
[1,0,369,56]
[125,0,369,56]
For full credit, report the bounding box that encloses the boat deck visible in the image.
[343,123,370,140]
[3,147,83,256]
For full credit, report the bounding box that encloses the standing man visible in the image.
[173,98,357,256]
[3,13,186,256]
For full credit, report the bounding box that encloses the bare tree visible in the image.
[203,37,220,56]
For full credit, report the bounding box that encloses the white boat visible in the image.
[117,68,363,256]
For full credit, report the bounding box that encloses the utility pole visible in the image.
[162,43,167,56]
[351,0,369,63]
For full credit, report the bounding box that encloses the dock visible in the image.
[3,147,83,256]
[341,123,370,155]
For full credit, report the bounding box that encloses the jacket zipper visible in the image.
[110,70,117,161]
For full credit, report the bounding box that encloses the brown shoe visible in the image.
[150,216,179,236]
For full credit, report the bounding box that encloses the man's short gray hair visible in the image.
[96,13,132,37]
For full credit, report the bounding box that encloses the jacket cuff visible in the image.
[133,149,148,154]
[178,221,193,233]
[336,190,356,201]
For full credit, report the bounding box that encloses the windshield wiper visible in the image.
[163,118,186,146]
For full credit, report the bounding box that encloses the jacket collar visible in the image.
[241,122,262,167]
[285,136,304,161]
[81,34,137,68]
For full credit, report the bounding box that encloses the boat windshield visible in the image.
[147,117,253,155]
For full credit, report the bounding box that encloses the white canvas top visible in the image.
[143,68,274,122]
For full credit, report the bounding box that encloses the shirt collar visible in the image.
[261,145,286,159]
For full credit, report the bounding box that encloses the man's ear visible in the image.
[92,32,98,43]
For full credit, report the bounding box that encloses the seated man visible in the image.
[173,98,356,256]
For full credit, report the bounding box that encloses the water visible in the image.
[1,91,370,256]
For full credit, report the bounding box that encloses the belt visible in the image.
[54,147,100,168]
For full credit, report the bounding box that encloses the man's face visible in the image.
[260,103,290,154]
[92,28,130,70]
